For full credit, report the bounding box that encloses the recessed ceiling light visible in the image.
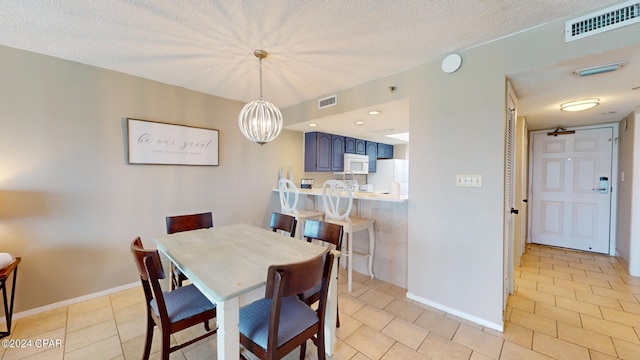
[355,121,365,125]
[368,110,381,115]
[560,98,599,112]
[308,123,317,127]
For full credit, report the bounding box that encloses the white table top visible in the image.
[153,223,327,302]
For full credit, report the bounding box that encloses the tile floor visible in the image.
[2,243,640,359]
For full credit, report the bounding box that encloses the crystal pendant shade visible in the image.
[238,49,283,145]
[238,99,283,145]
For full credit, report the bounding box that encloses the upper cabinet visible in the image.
[377,143,394,159]
[331,135,345,171]
[305,131,392,172]
[365,141,377,172]
[305,132,332,172]
[345,137,366,155]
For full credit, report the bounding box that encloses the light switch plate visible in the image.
[456,174,482,187]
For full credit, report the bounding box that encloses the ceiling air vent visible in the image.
[565,1,640,42]
[318,94,337,110]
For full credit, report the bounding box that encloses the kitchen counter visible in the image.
[273,187,408,203]
[269,186,408,288]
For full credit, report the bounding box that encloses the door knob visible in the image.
[510,207,519,214]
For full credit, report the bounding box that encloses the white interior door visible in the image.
[531,127,613,253]
[503,83,517,313]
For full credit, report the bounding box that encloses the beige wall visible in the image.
[617,111,640,275]
[0,45,304,312]
[283,15,640,329]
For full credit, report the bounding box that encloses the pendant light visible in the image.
[238,50,283,145]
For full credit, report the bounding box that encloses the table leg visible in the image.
[324,252,338,356]
[217,297,240,360]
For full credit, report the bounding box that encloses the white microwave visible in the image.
[341,153,369,174]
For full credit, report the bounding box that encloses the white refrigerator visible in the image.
[367,159,409,195]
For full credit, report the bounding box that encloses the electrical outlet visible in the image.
[456,174,483,187]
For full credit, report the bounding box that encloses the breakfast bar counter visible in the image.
[270,187,408,288]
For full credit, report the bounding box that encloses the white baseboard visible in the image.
[406,291,504,332]
[0,282,139,324]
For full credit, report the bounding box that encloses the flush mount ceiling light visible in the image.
[368,110,381,115]
[354,121,365,125]
[560,98,600,112]
[308,123,317,127]
[574,60,627,77]
[238,50,283,145]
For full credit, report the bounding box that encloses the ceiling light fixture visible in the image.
[560,98,600,112]
[574,60,627,77]
[308,123,317,127]
[355,121,365,125]
[368,110,381,115]
[238,50,282,145]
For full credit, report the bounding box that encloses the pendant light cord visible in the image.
[259,57,264,100]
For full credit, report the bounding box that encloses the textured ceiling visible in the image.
[1,0,634,141]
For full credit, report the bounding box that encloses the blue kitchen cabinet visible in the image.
[331,135,345,171]
[377,143,394,159]
[345,137,356,154]
[305,132,332,172]
[365,141,377,172]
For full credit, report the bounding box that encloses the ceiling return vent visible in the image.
[565,1,640,42]
[318,94,337,109]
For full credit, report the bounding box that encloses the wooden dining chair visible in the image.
[239,249,334,360]
[278,178,324,238]
[269,212,297,237]
[130,237,217,360]
[301,219,343,327]
[165,212,213,290]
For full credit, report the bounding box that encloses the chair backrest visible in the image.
[278,178,299,215]
[270,212,297,237]
[130,238,169,324]
[265,249,332,299]
[166,212,213,234]
[303,219,343,252]
[322,180,353,221]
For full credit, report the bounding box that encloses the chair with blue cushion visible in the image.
[165,212,214,290]
[278,178,324,238]
[269,212,298,237]
[300,219,343,328]
[239,249,334,360]
[130,237,217,360]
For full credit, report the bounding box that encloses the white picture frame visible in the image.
[127,118,219,166]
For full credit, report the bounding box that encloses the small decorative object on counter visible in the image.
[300,178,314,189]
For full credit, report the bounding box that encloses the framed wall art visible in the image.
[127,118,219,166]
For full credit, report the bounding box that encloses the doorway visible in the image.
[529,124,618,254]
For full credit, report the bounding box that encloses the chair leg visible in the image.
[347,230,353,292]
[367,224,375,279]
[161,330,171,360]
[299,340,307,360]
[142,317,154,360]
[317,331,326,360]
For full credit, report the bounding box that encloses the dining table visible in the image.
[152,223,339,360]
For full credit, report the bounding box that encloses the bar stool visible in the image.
[278,178,324,239]
[322,180,375,292]
[0,255,21,339]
